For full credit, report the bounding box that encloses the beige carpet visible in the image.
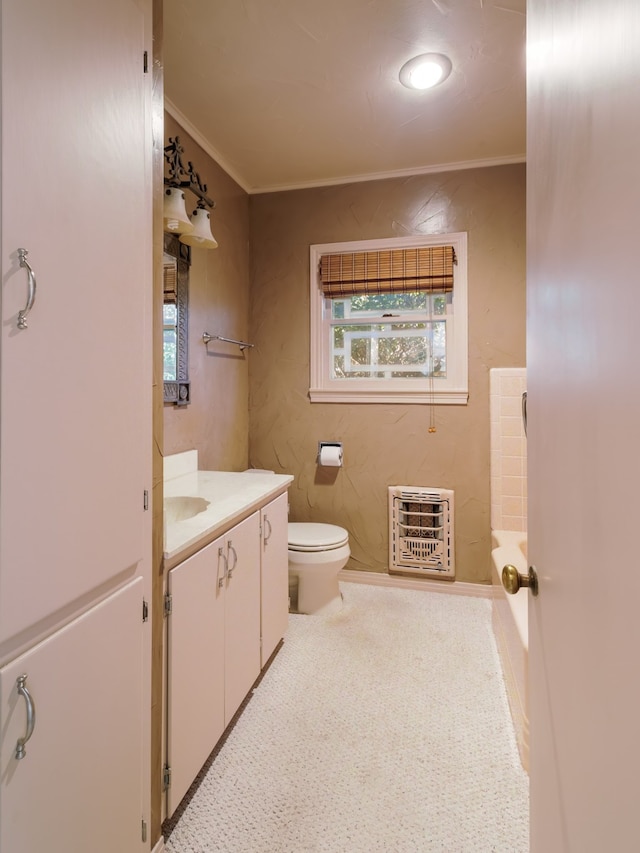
[164,582,529,852]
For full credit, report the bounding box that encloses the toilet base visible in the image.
[314,590,344,617]
[288,574,299,612]
[288,539,350,615]
[294,568,342,615]
[288,575,344,616]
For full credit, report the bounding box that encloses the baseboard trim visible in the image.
[338,569,494,598]
[151,838,165,853]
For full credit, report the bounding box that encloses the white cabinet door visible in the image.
[260,494,289,666]
[0,0,150,648]
[166,538,226,817]
[224,513,261,722]
[0,579,144,853]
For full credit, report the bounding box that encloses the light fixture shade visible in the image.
[163,187,194,235]
[399,53,452,90]
[179,208,218,250]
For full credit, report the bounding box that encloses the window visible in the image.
[163,256,178,381]
[163,302,178,381]
[309,232,468,404]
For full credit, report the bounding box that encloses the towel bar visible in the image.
[202,332,254,351]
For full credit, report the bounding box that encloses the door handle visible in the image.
[227,541,238,578]
[17,248,37,330]
[15,674,36,759]
[263,515,272,546]
[502,563,539,596]
[217,547,228,588]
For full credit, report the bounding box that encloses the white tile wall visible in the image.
[490,368,527,532]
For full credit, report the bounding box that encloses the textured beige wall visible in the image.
[248,165,526,583]
[163,114,250,470]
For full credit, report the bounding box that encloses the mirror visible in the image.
[163,232,191,405]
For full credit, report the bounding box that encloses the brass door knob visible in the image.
[502,563,539,597]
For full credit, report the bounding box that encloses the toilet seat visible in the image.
[288,522,349,552]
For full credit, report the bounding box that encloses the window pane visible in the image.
[378,334,426,365]
[331,321,445,379]
[163,303,177,323]
[331,291,431,319]
[164,330,177,381]
[432,295,447,315]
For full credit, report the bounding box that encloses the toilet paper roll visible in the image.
[319,445,343,467]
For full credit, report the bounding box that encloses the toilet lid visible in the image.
[288,522,349,551]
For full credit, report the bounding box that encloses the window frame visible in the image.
[309,232,468,404]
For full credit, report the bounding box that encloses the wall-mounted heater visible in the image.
[388,486,454,579]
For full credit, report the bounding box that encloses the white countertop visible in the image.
[163,470,293,566]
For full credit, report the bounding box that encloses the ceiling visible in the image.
[163,0,526,194]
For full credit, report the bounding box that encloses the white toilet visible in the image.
[288,522,350,614]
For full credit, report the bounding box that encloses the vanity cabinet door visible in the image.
[260,493,289,666]
[166,537,226,817]
[223,512,261,722]
[0,579,144,853]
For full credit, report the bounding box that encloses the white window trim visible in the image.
[309,232,468,404]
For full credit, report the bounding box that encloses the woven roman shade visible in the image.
[320,245,455,297]
[163,262,177,304]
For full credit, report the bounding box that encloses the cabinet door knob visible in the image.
[264,516,272,545]
[15,674,36,759]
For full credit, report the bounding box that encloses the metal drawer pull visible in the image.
[15,674,36,759]
[217,547,228,588]
[227,541,238,578]
[264,516,272,545]
[17,249,37,330]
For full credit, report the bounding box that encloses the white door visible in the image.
[166,538,226,817]
[0,0,149,648]
[528,1,640,850]
[0,579,144,852]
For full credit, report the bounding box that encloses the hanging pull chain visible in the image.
[428,331,436,433]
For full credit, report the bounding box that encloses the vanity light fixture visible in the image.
[399,53,452,90]
[163,187,193,235]
[180,208,218,250]
[163,136,218,249]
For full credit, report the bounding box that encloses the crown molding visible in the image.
[164,99,252,193]
[252,153,527,194]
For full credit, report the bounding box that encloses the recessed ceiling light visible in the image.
[399,53,452,90]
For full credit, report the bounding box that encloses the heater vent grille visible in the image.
[388,486,454,578]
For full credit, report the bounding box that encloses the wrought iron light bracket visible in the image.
[164,136,215,210]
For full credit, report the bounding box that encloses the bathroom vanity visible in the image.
[163,453,293,816]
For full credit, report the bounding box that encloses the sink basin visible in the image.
[164,496,210,523]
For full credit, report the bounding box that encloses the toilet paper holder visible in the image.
[317,441,343,466]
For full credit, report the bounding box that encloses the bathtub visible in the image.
[491,529,529,772]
